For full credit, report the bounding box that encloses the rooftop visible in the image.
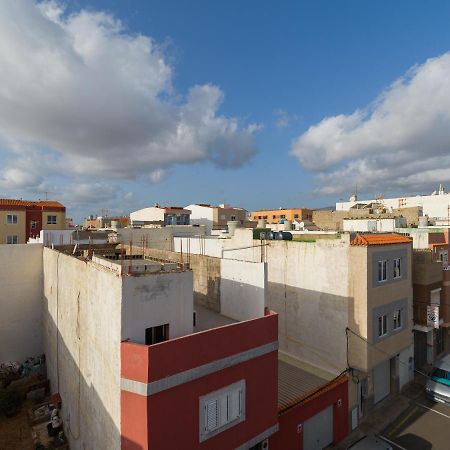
[0,199,65,208]
[351,233,412,246]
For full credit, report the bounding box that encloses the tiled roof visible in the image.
[0,199,65,208]
[351,233,412,246]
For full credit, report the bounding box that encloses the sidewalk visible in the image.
[333,383,424,449]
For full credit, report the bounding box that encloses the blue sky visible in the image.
[1,1,450,221]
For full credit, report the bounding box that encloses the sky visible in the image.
[1,1,450,221]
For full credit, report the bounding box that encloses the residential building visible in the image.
[336,185,450,220]
[400,228,450,370]
[250,208,312,224]
[130,204,191,226]
[84,215,130,229]
[0,199,66,244]
[171,229,414,429]
[343,217,407,232]
[185,203,250,233]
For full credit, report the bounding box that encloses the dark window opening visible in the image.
[145,324,169,345]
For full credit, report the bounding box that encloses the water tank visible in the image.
[283,220,292,231]
[257,219,267,229]
[418,216,428,227]
[275,231,284,240]
[266,231,274,240]
[282,232,293,240]
[227,220,241,236]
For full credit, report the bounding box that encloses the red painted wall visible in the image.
[268,375,349,450]
[121,312,278,450]
[25,208,42,241]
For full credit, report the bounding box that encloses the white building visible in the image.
[130,205,191,226]
[343,217,407,233]
[337,185,450,219]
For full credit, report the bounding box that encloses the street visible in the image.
[382,389,450,450]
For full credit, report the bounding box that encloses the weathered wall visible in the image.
[121,271,193,344]
[220,260,267,321]
[43,248,122,450]
[116,227,173,250]
[135,247,222,313]
[0,244,43,361]
[265,237,353,376]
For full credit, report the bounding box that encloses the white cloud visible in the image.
[273,108,298,129]
[290,53,450,195]
[0,1,257,194]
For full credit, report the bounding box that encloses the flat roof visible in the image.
[193,303,237,332]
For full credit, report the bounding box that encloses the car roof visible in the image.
[348,436,393,450]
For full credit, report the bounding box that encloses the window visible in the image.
[393,258,401,279]
[263,215,267,219]
[30,221,38,230]
[378,260,387,282]
[280,215,286,219]
[6,235,18,244]
[145,324,169,345]
[200,380,245,442]
[393,309,402,330]
[193,311,197,327]
[231,215,236,221]
[47,215,57,225]
[6,214,18,224]
[439,251,448,263]
[378,314,388,337]
[294,214,299,218]
[272,215,276,219]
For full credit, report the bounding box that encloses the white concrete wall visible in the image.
[43,248,123,450]
[130,207,165,223]
[167,224,206,237]
[220,260,266,322]
[121,271,194,343]
[0,244,43,362]
[185,204,214,234]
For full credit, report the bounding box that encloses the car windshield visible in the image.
[431,368,450,386]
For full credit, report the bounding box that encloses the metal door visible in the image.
[303,406,333,450]
[373,359,391,403]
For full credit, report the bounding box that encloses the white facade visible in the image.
[28,229,108,245]
[0,244,43,362]
[343,217,406,232]
[337,188,450,219]
[185,204,215,233]
[130,207,165,223]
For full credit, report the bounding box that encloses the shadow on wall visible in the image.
[267,281,360,375]
[41,296,141,450]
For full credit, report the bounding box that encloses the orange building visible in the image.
[250,208,312,224]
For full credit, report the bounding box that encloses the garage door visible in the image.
[373,359,390,403]
[303,406,333,450]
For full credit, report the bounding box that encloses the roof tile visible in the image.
[351,233,412,246]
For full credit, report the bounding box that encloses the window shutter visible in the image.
[227,388,241,422]
[206,399,218,432]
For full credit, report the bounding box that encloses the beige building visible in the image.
[0,199,66,244]
[185,203,250,233]
[250,207,312,224]
[169,229,414,429]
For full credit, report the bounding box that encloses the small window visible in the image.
[193,310,197,327]
[47,215,57,225]
[378,315,388,337]
[393,258,401,279]
[272,215,276,219]
[6,235,18,244]
[145,324,169,345]
[263,215,267,219]
[294,214,299,218]
[393,309,402,330]
[231,215,236,221]
[378,260,387,282]
[200,380,245,442]
[280,215,286,219]
[30,220,38,229]
[7,214,18,224]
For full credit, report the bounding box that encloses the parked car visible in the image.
[426,354,450,404]
[347,435,393,449]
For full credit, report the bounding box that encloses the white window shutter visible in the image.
[228,388,241,422]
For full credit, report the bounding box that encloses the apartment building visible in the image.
[172,229,414,429]
[130,204,191,226]
[250,208,312,224]
[185,203,249,233]
[401,228,450,370]
[0,199,66,244]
